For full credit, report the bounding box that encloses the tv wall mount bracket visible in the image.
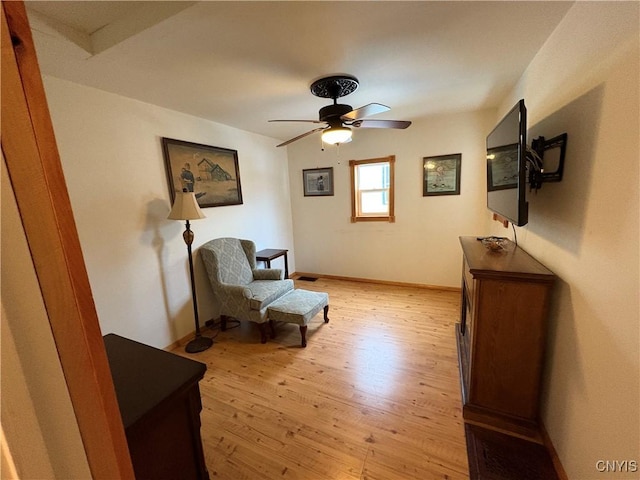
[526,133,568,191]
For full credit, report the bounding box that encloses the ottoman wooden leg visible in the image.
[323,305,330,323]
[299,325,308,348]
[269,319,276,338]
[259,323,268,344]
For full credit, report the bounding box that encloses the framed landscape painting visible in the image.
[162,137,243,208]
[423,153,461,196]
[303,167,334,196]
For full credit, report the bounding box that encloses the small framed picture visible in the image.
[161,137,243,208]
[303,167,334,196]
[423,153,461,196]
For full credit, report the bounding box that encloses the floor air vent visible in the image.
[297,276,318,282]
[464,424,558,480]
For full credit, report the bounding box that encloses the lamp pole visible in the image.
[183,219,212,353]
[169,188,212,354]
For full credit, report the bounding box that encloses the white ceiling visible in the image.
[26,1,573,144]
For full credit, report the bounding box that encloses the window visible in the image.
[349,155,395,222]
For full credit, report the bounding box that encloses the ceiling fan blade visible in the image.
[276,127,326,147]
[269,119,324,124]
[341,103,390,121]
[349,119,412,129]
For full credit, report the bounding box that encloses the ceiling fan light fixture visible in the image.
[322,126,352,145]
[270,74,410,147]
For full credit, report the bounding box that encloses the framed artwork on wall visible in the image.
[161,137,243,208]
[303,167,334,196]
[423,153,462,196]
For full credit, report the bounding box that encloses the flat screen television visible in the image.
[486,99,528,226]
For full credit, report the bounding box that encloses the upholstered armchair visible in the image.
[200,238,294,342]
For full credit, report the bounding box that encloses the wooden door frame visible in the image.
[1,2,134,478]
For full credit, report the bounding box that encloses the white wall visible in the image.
[287,110,494,288]
[43,77,295,348]
[492,2,639,478]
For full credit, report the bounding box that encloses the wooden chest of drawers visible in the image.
[104,334,209,479]
[456,237,555,439]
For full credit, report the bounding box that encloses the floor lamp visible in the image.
[168,189,213,353]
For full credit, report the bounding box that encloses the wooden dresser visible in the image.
[456,237,555,439]
[104,334,209,479]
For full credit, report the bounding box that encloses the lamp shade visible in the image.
[322,126,352,145]
[168,190,205,220]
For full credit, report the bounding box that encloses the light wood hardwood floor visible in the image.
[173,278,469,479]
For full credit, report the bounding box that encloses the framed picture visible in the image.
[162,137,243,208]
[423,153,461,196]
[303,167,334,196]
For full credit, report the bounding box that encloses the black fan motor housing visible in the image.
[319,104,352,122]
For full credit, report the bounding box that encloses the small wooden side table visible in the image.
[256,248,289,279]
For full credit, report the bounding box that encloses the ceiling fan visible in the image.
[269,75,411,147]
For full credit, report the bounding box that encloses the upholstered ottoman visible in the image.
[267,289,329,347]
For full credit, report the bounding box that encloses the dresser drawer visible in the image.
[460,259,476,344]
[463,258,475,309]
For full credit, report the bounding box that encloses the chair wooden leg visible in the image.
[323,305,330,323]
[220,315,228,331]
[299,325,308,348]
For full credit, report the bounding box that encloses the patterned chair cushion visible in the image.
[246,280,294,311]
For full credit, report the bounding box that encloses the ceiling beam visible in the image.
[26,1,196,56]
[91,2,196,55]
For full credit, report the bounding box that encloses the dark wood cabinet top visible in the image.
[459,236,555,282]
[103,334,206,428]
